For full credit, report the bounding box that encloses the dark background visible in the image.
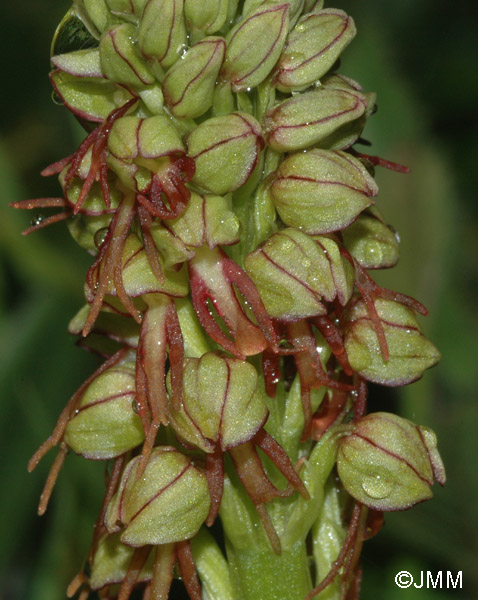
[1,1,477,599]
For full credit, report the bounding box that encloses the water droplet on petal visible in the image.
[362,474,392,499]
[176,43,190,58]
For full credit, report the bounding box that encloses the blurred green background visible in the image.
[1,1,476,599]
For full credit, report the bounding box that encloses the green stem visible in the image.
[226,540,312,600]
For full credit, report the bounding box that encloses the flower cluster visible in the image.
[15,2,444,599]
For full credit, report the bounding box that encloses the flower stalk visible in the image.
[14,2,444,599]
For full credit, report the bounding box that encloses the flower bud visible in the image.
[343,298,441,386]
[162,37,226,119]
[50,69,133,123]
[342,208,400,269]
[221,4,290,92]
[89,532,154,590]
[107,115,185,162]
[337,412,445,511]
[184,0,229,37]
[187,112,264,195]
[168,353,268,452]
[137,0,187,69]
[269,149,377,234]
[263,87,367,152]
[64,356,144,459]
[105,447,210,546]
[168,191,240,248]
[100,24,155,87]
[86,233,189,302]
[245,228,354,320]
[273,9,356,92]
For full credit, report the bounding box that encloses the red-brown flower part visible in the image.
[188,246,277,358]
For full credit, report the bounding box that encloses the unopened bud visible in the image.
[269,148,377,233]
[343,298,441,386]
[245,228,354,320]
[221,3,290,92]
[169,352,268,452]
[138,0,187,70]
[187,112,264,195]
[163,37,226,119]
[184,0,229,37]
[64,356,144,459]
[342,208,400,269]
[273,9,356,92]
[107,115,185,161]
[105,447,210,546]
[168,191,240,248]
[337,412,445,511]
[263,87,367,152]
[100,24,155,87]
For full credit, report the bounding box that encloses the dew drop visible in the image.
[361,474,392,499]
[132,399,140,414]
[30,214,45,228]
[94,227,109,249]
[176,43,190,58]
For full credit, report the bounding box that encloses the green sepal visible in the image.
[137,0,187,69]
[107,115,185,161]
[168,353,268,452]
[221,3,290,92]
[162,36,226,119]
[68,304,140,347]
[50,69,132,122]
[245,228,332,320]
[86,233,189,301]
[51,47,102,78]
[184,0,229,39]
[106,447,211,546]
[100,24,155,87]
[273,8,356,92]
[343,298,441,386]
[342,208,400,269]
[168,191,241,248]
[263,87,368,152]
[269,148,377,234]
[64,354,144,459]
[337,412,446,511]
[187,112,264,195]
[89,532,155,590]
